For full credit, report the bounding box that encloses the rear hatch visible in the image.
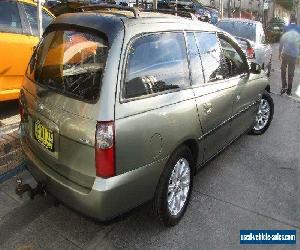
[22,27,109,189]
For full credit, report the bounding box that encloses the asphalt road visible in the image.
[0,45,299,249]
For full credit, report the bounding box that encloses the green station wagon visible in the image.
[19,5,274,226]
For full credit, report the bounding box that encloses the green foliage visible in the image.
[276,0,293,11]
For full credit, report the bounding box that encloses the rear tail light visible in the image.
[95,121,115,178]
[246,47,255,59]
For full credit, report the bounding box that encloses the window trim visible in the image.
[194,31,227,86]
[120,31,191,103]
[217,32,250,79]
[184,31,206,86]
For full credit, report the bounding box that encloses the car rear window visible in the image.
[217,21,256,42]
[0,1,22,34]
[27,29,108,102]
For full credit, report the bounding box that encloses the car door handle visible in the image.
[236,94,241,102]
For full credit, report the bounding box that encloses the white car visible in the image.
[217,18,272,77]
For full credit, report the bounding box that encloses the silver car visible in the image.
[217,18,272,77]
[19,6,274,226]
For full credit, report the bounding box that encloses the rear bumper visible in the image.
[21,137,165,221]
[0,88,20,101]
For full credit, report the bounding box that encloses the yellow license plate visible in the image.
[34,120,54,152]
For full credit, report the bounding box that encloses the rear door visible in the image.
[21,28,109,189]
[191,31,236,161]
[114,31,202,175]
[0,1,34,99]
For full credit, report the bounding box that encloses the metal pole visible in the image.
[153,0,157,10]
[221,0,223,18]
[239,0,242,18]
[37,0,42,38]
[262,0,265,27]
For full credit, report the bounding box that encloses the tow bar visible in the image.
[15,178,47,199]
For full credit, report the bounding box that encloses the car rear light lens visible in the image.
[95,121,115,178]
[246,47,255,59]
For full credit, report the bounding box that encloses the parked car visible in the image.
[0,0,54,102]
[266,17,287,43]
[217,18,272,77]
[48,1,87,16]
[191,3,219,24]
[19,6,273,226]
[44,0,61,10]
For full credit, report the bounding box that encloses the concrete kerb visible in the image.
[0,162,26,184]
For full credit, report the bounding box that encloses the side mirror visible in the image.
[250,62,261,74]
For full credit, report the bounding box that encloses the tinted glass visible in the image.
[186,32,204,86]
[23,3,54,36]
[219,37,246,78]
[195,32,226,83]
[0,2,22,34]
[217,21,256,41]
[125,33,189,99]
[27,30,108,102]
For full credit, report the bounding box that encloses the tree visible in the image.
[276,0,293,10]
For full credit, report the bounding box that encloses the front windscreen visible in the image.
[217,21,256,42]
[27,29,108,102]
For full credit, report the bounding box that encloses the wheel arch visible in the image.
[182,139,198,166]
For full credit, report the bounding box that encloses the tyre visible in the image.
[249,91,274,135]
[153,145,194,226]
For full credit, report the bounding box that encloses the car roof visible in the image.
[49,10,217,40]
[218,18,260,25]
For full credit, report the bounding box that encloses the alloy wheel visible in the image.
[254,99,271,131]
[167,158,190,216]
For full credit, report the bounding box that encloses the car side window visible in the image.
[218,36,248,78]
[124,32,190,99]
[186,32,205,86]
[22,3,54,36]
[194,32,227,83]
[0,1,22,34]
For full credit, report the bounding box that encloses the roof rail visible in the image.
[78,4,140,18]
[146,9,198,21]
